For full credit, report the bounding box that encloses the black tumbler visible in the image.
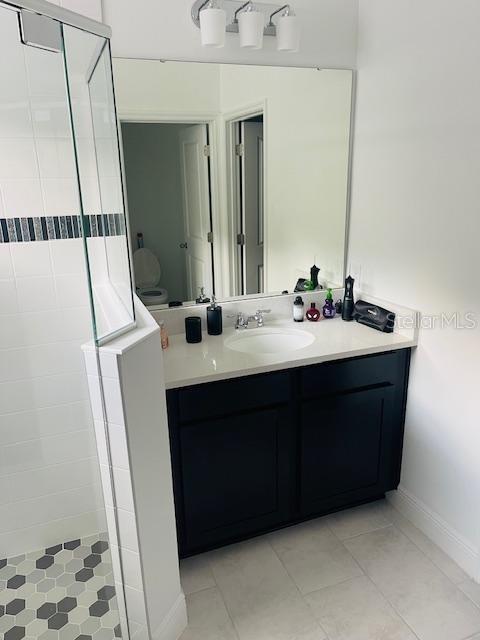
[185,316,202,343]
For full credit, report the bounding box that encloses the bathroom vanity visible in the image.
[163,316,415,557]
[123,56,416,558]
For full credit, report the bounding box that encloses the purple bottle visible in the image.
[322,289,336,319]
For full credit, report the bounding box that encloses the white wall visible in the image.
[114,59,221,116]
[102,0,358,70]
[0,240,105,558]
[350,0,480,572]
[48,0,102,22]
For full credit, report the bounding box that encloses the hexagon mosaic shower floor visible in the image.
[0,534,122,640]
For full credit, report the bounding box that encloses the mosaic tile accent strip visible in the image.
[0,533,121,640]
[0,215,126,243]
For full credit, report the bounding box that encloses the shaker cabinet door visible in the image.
[178,405,292,553]
[300,386,395,516]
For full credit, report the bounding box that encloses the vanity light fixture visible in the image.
[198,0,227,48]
[269,4,300,51]
[191,0,300,51]
[238,2,264,49]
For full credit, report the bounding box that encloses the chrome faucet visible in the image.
[246,309,271,328]
[229,309,271,330]
[232,312,247,330]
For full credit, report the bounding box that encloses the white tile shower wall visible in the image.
[0,240,106,558]
[86,361,149,639]
[83,299,187,640]
[0,9,80,220]
[118,329,185,639]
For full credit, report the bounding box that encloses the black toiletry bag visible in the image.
[353,300,396,333]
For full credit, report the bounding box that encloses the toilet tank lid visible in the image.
[133,248,161,288]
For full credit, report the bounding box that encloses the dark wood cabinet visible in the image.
[167,349,410,557]
[300,385,395,515]
[176,405,292,551]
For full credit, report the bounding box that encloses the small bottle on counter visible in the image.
[322,289,336,319]
[159,321,169,350]
[293,296,304,322]
[306,302,321,322]
[207,295,223,336]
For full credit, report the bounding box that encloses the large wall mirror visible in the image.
[113,60,353,308]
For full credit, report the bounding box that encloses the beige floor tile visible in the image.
[459,579,480,607]
[326,500,393,541]
[180,587,238,640]
[269,518,363,594]
[345,526,480,640]
[305,575,417,640]
[384,502,468,584]
[180,554,216,595]
[209,537,326,640]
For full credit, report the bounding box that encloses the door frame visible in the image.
[223,100,267,297]
[117,109,226,303]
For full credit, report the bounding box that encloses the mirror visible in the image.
[114,60,353,307]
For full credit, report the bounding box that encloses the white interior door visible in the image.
[241,121,264,295]
[178,124,213,300]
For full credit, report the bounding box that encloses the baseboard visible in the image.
[151,592,188,640]
[387,486,479,580]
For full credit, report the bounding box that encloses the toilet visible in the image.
[133,248,169,306]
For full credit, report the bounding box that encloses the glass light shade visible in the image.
[277,14,300,51]
[199,4,226,47]
[238,8,264,49]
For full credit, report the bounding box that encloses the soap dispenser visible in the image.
[322,289,336,318]
[293,296,304,322]
[207,295,222,335]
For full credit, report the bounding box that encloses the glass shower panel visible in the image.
[89,43,135,327]
[62,25,135,345]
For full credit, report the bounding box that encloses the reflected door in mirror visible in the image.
[179,124,214,301]
[236,118,264,296]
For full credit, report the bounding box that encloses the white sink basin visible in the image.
[224,327,315,355]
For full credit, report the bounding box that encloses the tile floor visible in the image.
[179,500,480,640]
[0,534,121,640]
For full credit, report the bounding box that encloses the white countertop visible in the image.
[162,316,417,389]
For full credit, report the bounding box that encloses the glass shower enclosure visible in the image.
[2,0,135,345]
[0,2,136,639]
[62,22,135,345]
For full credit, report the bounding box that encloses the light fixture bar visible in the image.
[268,3,289,23]
[191,0,286,36]
[233,0,252,22]
[226,0,252,33]
[264,3,289,35]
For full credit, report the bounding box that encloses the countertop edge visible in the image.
[164,338,416,390]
